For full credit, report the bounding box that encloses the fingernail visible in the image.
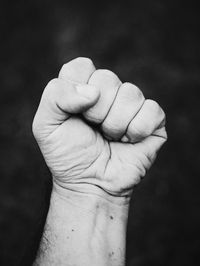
[121,135,129,143]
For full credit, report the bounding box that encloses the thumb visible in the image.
[75,83,100,109]
[32,79,100,140]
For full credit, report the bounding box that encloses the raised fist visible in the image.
[32,57,167,199]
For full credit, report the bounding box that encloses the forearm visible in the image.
[33,183,130,266]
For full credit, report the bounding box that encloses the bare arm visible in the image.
[34,186,129,266]
[32,57,167,266]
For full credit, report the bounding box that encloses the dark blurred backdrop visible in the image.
[0,0,200,265]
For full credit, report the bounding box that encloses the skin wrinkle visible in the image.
[38,81,99,141]
[46,131,101,180]
[119,154,146,182]
[58,146,102,179]
[123,96,146,140]
[152,132,167,140]
[86,69,122,124]
[103,141,112,175]
[55,180,131,204]
[59,60,96,85]
[51,185,101,216]
[54,133,105,182]
[102,83,145,140]
[125,100,166,142]
[140,148,153,171]
[100,82,121,125]
[109,143,146,187]
[32,57,167,266]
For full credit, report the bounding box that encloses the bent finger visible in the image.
[32,79,99,140]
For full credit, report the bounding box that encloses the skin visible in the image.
[32,57,167,266]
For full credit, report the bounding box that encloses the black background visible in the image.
[0,0,200,265]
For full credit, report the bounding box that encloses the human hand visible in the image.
[32,57,167,200]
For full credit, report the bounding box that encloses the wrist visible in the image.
[53,180,131,211]
[50,182,129,265]
[35,180,130,266]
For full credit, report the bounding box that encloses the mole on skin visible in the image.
[108,251,114,258]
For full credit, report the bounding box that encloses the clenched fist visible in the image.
[32,57,167,199]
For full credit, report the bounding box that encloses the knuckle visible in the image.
[146,99,166,126]
[145,99,163,117]
[93,69,115,77]
[145,99,160,110]
[75,57,94,66]
[59,57,95,78]
[90,69,120,85]
[121,82,144,101]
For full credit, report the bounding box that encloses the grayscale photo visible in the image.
[0,1,199,265]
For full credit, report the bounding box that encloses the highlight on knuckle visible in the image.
[122,82,144,102]
[145,99,162,116]
[60,57,94,75]
[75,57,94,66]
[145,99,166,129]
[90,69,120,85]
[94,69,115,77]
